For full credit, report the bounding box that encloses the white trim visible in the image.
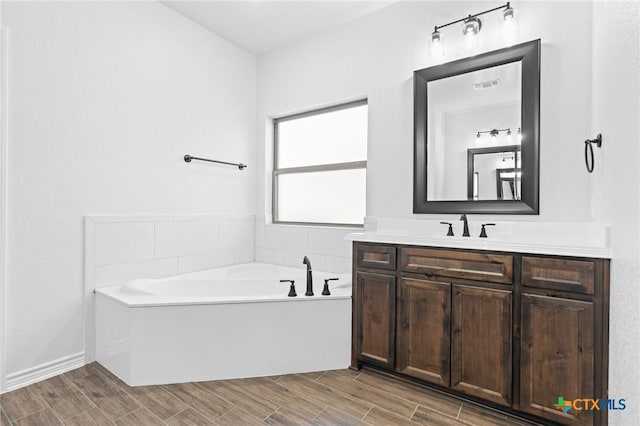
[0,23,8,393]
[5,352,85,392]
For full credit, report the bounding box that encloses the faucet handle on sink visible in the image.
[440,222,454,237]
[479,223,496,238]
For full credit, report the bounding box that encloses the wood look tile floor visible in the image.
[0,363,540,425]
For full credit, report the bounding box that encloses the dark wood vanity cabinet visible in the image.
[517,255,607,425]
[353,271,396,369]
[451,284,513,407]
[352,242,610,426]
[520,294,595,425]
[396,277,451,387]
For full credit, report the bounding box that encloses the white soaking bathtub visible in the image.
[95,262,352,386]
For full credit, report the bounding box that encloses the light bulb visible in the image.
[431,29,441,43]
[430,28,444,61]
[503,5,514,21]
[463,16,481,37]
[500,3,517,42]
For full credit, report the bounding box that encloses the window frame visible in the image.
[272,99,368,228]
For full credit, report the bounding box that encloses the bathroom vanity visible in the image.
[350,239,609,426]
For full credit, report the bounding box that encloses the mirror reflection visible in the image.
[426,61,521,201]
[468,146,521,201]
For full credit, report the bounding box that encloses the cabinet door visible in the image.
[396,278,451,387]
[355,272,396,369]
[520,294,594,425]
[451,285,512,406]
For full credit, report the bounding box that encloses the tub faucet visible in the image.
[460,214,470,237]
[303,256,313,296]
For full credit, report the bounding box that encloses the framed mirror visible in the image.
[413,39,540,214]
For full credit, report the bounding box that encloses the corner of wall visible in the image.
[0,20,8,394]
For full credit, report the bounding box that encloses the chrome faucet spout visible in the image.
[460,214,470,237]
[303,256,313,296]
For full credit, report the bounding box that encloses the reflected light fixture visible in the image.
[431,2,516,49]
[476,128,512,139]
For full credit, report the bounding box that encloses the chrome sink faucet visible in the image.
[460,214,470,237]
[303,256,313,296]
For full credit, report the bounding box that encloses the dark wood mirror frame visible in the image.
[413,39,540,214]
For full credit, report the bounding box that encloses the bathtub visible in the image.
[95,262,352,386]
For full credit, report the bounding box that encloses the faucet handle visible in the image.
[280,279,297,297]
[479,223,496,238]
[322,278,339,296]
[440,222,454,236]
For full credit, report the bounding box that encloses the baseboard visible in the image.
[4,352,85,392]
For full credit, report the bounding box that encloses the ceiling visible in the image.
[161,1,397,55]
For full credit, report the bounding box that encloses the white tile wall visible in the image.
[219,219,255,249]
[94,222,155,266]
[176,248,253,274]
[308,228,352,258]
[254,216,355,274]
[155,219,219,258]
[95,258,179,288]
[85,214,255,292]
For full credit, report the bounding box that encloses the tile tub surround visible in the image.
[0,362,537,425]
[85,215,256,292]
[84,214,255,363]
[351,217,611,258]
[254,215,355,274]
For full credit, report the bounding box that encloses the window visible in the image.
[273,100,367,226]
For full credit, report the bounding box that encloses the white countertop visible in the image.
[345,220,612,259]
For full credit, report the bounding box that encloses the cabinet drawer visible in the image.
[522,256,595,295]
[356,244,396,270]
[400,248,513,284]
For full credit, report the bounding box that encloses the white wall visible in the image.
[591,2,640,425]
[2,1,256,386]
[257,1,594,223]
[0,0,7,393]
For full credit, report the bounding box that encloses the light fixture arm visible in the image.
[433,2,511,32]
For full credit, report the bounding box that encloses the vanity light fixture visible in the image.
[431,2,515,48]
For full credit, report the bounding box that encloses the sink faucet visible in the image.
[303,256,313,296]
[460,214,470,237]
